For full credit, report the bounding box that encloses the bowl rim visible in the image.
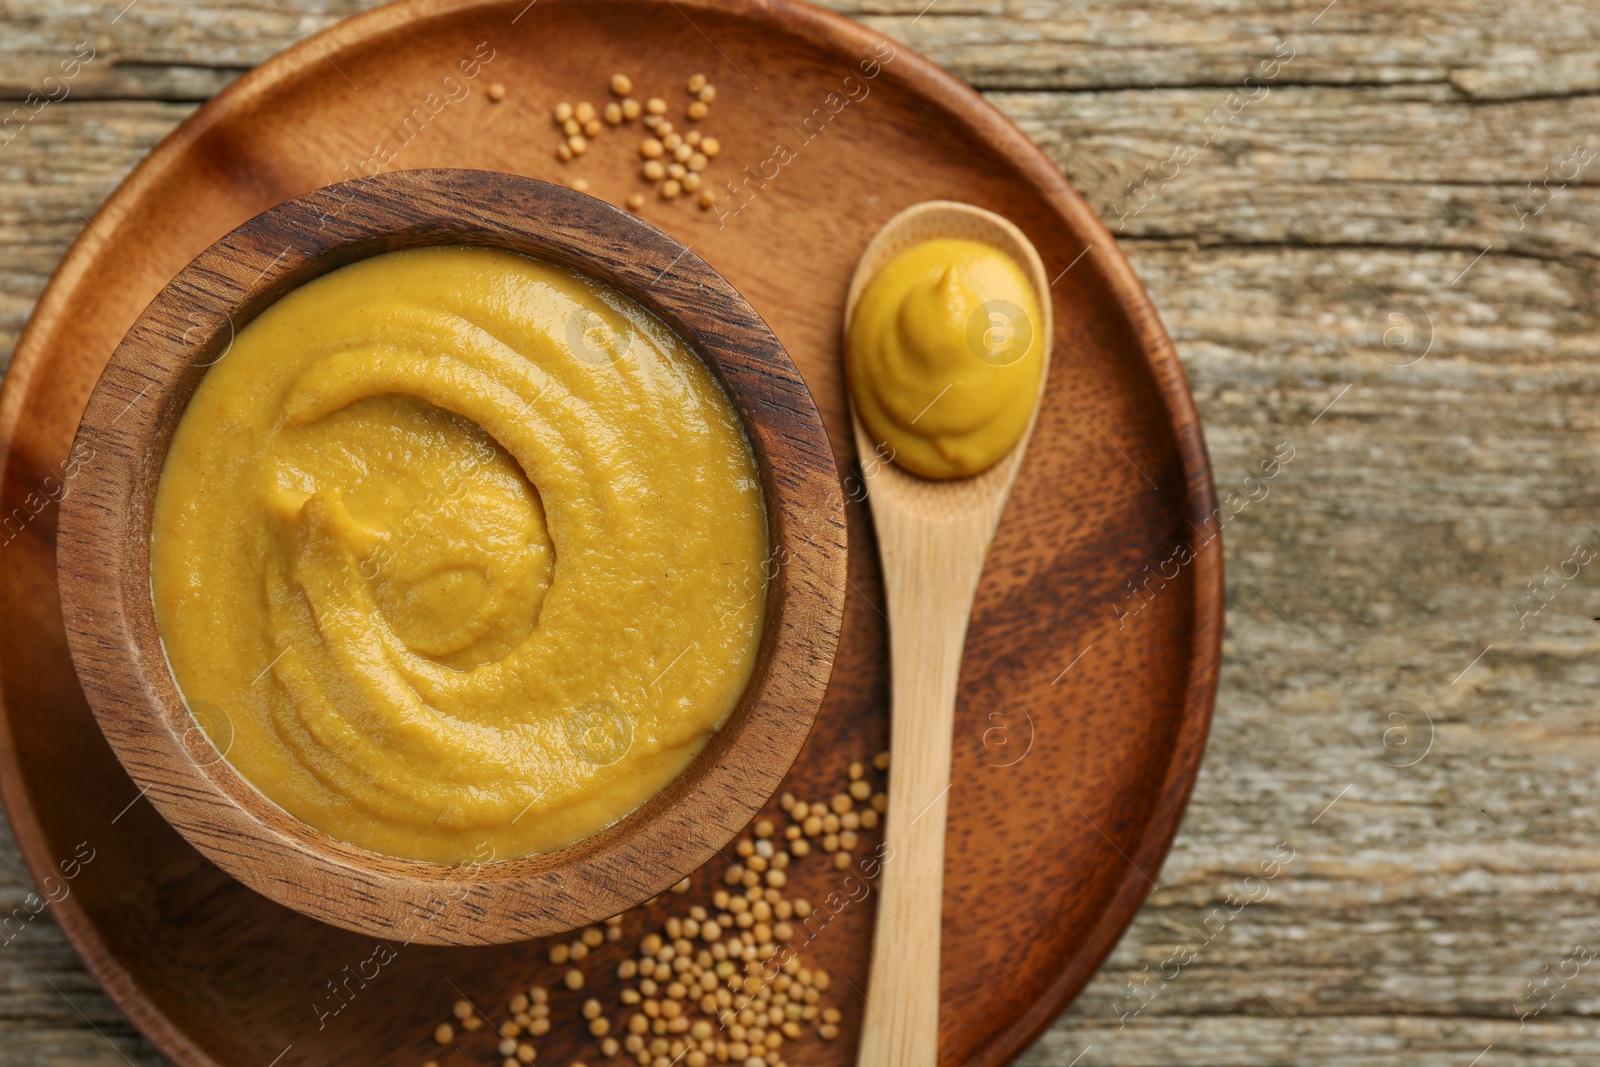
[53,168,848,946]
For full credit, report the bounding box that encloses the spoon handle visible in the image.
[857,507,994,1067]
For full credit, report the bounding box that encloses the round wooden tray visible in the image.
[0,1,1221,1065]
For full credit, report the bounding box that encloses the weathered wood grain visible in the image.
[5,0,1600,1064]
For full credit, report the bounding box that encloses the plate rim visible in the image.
[0,0,1222,1063]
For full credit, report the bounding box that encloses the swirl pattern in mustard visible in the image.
[151,247,768,863]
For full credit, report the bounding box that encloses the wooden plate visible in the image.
[0,1,1221,1065]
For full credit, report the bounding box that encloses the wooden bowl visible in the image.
[52,168,848,946]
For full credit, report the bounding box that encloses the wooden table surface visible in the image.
[4,1,1598,1064]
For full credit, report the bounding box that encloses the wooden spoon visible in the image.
[844,201,1053,1067]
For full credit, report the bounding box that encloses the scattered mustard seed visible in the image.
[687,100,708,121]
[575,101,596,123]
[661,179,682,200]
[701,136,721,157]
[643,160,666,181]
[433,1023,454,1045]
[698,84,716,103]
[611,73,633,96]
[487,82,506,102]
[554,101,573,122]
[640,137,665,159]
[645,96,667,115]
[687,73,707,93]
[604,101,623,125]
[621,97,642,120]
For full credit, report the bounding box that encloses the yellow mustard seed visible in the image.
[682,172,702,192]
[668,162,687,180]
[701,136,721,157]
[698,84,716,102]
[688,73,707,93]
[687,101,708,121]
[622,97,642,120]
[641,138,665,159]
[555,101,573,122]
[661,179,682,199]
[611,73,634,95]
[646,97,667,115]
[487,82,506,102]
[583,118,602,138]
[643,160,666,181]
[567,134,588,155]
[434,1023,454,1045]
[604,101,623,124]
[565,968,585,990]
[673,143,694,163]
[563,117,581,137]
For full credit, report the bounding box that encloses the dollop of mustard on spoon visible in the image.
[845,237,1044,479]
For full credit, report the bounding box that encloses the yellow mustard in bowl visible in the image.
[846,238,1044,479]
[150,246,768,864]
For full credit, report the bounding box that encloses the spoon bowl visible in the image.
[844,200,1054,1067]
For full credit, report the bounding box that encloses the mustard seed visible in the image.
[565,968,585,990]
[687,101,708,121]
[563,117,581,137]
[874,751,890,771]
[860,808,879,829]
[641,138,665,159]
[611,73,634,95]
[516,1045,535,1064]
[622,97,642,120]
[688,151,708,172]
[434,1023,454,1044]
[849,779,871,801]
[555,102,574,122]
[833,850,851,870]
[550,943,570,964]
[871,791,887,813]
[626,193,645,211]
[790,838,810,856]
[688,73,707,93]
[567,134,588,155]
[831,793,853,814]
[682,172,702,192]
[701,136,721,157]
[604,101,623,124]
[668,162,687,180]
[583,926,605,947]
[487,82,506,102]
[646,97,668,115]
[698,84,716,102]
[643,159,666,181]
[673,143,694,163]
[583,118,602,137]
